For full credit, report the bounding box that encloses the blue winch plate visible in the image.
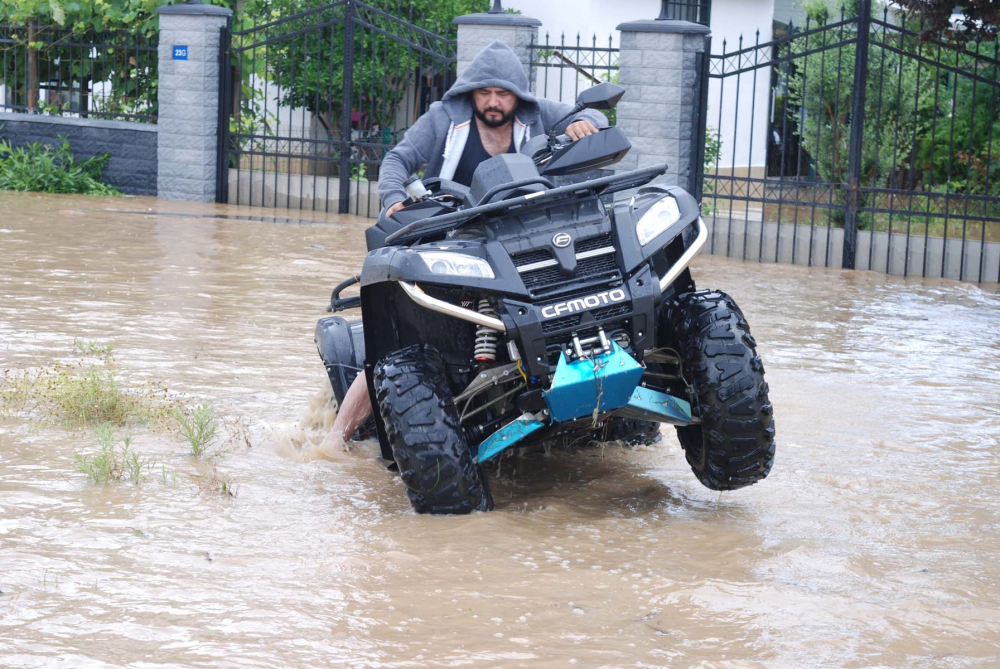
[543,342,645,423]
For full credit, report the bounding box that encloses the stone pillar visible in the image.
[453,1,541,81]
[614,11,710,195]
[156,1,232,202]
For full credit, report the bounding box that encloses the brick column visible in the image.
[453,1,540,81]
[156,1,232,202]
[614,14,710,194]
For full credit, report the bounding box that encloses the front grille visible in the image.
[575,233,613,253]
[519,235,620,299]
[591,303,631,321]
[512,248,551,267]
[541,314,581,334]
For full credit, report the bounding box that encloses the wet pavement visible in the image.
[1,191,999,668]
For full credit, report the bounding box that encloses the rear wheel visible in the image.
[664,290,775,491]
[373,344,493,514]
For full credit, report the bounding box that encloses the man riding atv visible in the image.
[331,40,609,440]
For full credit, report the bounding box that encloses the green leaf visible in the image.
[51,1,66,25]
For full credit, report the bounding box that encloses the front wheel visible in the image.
[373,344,493,514]
[664,290,775,491]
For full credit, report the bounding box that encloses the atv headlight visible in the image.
[417,251,495,279]
[636,195,681,246]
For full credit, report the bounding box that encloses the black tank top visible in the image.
[452,119,515,187]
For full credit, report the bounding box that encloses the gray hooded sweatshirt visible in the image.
[377,40,608,211]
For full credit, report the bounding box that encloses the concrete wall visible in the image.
[0,112,158,195]
[703,216,1000,282]
[226,168,380,217]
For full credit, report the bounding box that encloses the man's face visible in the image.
[472,87,518,128]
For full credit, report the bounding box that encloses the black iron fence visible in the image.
[701,0,1000,283]
[219,0,456,215]
[0,24,158,123]
[528,32,619,106]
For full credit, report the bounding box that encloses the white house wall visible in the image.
[706,0,774,172]
[503,0,657,48]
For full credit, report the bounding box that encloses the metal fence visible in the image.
[700,0,1000,283]
[0,24,158,123]
[528,32,618,106]
[219,0,456,215]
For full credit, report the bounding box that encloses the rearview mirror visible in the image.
[576,82,626,110]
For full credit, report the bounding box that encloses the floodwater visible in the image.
[1,191,999,668]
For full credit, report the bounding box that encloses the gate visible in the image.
[701,0,1000,283]
[527,31,619,105]
[217,0,457,216]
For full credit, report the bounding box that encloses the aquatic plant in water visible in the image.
[0,341,177,428]
[75,423,150,485]
[175,402,218,457]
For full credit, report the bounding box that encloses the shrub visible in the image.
[0,135,119,195]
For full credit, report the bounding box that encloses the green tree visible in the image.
[0,0,230,116]
[232,0,489,151]
[893,0,999,44]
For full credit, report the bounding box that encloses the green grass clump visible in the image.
[0,135,120,196]
[75,423,150,485]
[0,342,177,428]
[175,403,218,457]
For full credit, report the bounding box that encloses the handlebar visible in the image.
[385,162,669,245]
[475,176,555,207]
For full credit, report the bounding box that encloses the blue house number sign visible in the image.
[173,45,188,60]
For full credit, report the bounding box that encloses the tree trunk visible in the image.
[27,22,39,112]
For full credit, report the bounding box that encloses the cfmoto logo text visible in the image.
[552,232,572,248]
[540,289,627,319]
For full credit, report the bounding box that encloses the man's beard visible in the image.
[474,106,515,128]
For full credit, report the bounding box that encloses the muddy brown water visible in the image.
[1,191,999,668]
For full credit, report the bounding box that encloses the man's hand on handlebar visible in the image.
[566,119,599,141]
[386,201,406,218]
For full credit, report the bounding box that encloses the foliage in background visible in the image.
[702,126,722,215]
[0,0,231,34]
[786,0,999,227]
[0,136,119,194]
[232,0,489,155]
[892,0,999,44]
[0,1,231,119]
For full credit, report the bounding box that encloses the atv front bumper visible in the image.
[476,342,692,463]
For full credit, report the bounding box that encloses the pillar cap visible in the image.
[454,13,541,27]
[617,19,709,34]
[157,1,232,17]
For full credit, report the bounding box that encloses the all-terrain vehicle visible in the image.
[316,83,775,514]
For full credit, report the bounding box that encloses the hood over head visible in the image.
[442,40,539,123]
